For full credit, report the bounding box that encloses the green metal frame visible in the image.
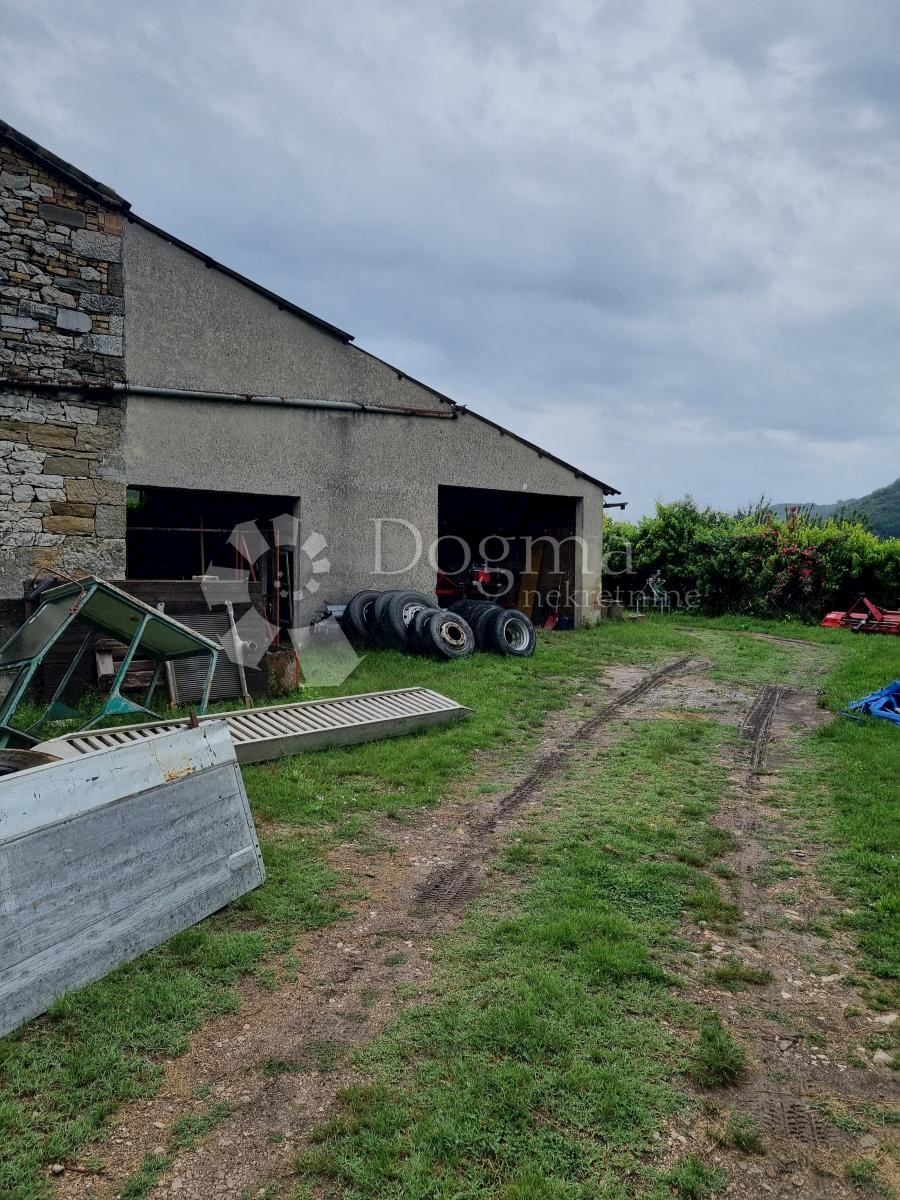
[0,579,219,748]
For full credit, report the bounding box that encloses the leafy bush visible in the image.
[606,499,900,621]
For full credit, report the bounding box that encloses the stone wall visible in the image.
[0,139,125,383]
[0,388,127,635]
[0,134,128,631]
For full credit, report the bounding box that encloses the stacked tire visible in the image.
[448,599,536,657]
[343,589,476,659]
[342,589,536,660]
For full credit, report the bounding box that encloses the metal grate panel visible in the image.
[38,688,471,765]
[169,611,245,703]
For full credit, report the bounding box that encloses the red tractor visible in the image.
[821,595,900,635]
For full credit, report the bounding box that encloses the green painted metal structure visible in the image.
[0,578,219,748]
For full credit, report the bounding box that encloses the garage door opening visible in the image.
[437,485,580,626]
[126,486,298,631]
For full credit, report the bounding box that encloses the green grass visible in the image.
[704,958,773,992]
[170,1100,234,1149]
[115,1102,234,1199]
[845,1156,892,1196]
[717,1110,766,1154]
[779,633,900,984]
[294,718,745,1198]
[1,616,897,1197]
[262,1040,347,1076]
[663,1155,727,1199]
[688,1016,748,1088]
[0,624,693,1199]
[119,1152,172,1200]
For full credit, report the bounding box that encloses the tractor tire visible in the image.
[448,599,479,620]
[423,610,476,659]
[483,608,536,657]
[371,590,399,646]
[344,590,380,644]
[410,606,442,653]
[470,602,501,647]
[384,590,439,649]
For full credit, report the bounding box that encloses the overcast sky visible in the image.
[2,1,898,515]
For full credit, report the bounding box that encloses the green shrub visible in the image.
[606,499,900,621]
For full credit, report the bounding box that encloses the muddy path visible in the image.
[55,655,699,1200]
[53,637,897,1200]
[665,660,899,1198]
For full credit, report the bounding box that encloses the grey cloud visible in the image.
[1,0,897,516]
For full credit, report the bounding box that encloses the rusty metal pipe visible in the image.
[0,379,461,418]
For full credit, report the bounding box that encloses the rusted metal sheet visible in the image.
[0,721,264,1037]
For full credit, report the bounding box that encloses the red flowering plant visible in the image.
[609,498,899,621]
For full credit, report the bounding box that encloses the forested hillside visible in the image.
[773,478,900,538]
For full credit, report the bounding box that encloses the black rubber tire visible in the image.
[383,590,439,649]
[410,606,442,653]
[450,598,492,624]
[448,598,478,619]
[423,611,476,659]
[483,608,536,657]
[470,602,501,648]
[344,590,380,644]
[371,590,399,646]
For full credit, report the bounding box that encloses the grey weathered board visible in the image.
[0,722,265,1037]
[38,687,472,765]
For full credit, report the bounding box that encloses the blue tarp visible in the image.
[845,681,900,725]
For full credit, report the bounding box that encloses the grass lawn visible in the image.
[296,716,743,1199]
[1,617,897,1198]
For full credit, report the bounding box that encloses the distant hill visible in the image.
[772,479,900,539]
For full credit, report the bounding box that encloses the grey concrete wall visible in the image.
[125,396,606,624]
[124,221,445,413]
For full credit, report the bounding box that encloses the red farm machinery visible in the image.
[821,595,900,636]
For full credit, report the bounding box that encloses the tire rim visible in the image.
[402,602,426,626]
[438,618,468,648]
[503,617,531,651]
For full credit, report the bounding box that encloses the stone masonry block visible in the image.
[18,299,55,320]
[43,514,96,535]
[61,403,99,425]
[37,202,87,228]
[43,455,94,476]
[79,292,125,315]
[56,308,92,333]
[70,229,122,262]
[94,503,126,538]
[80,333,123,356]
[27,423,78,450]
[40,285,76,309]
[50,501,95,518]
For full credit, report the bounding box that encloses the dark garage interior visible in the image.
[437,485,580,625]
[126,486,298,630]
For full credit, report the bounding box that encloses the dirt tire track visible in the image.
[54,656,691,1200]
[741,682,785,776]
[416,655,693,905]
[669,675,899,1199]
